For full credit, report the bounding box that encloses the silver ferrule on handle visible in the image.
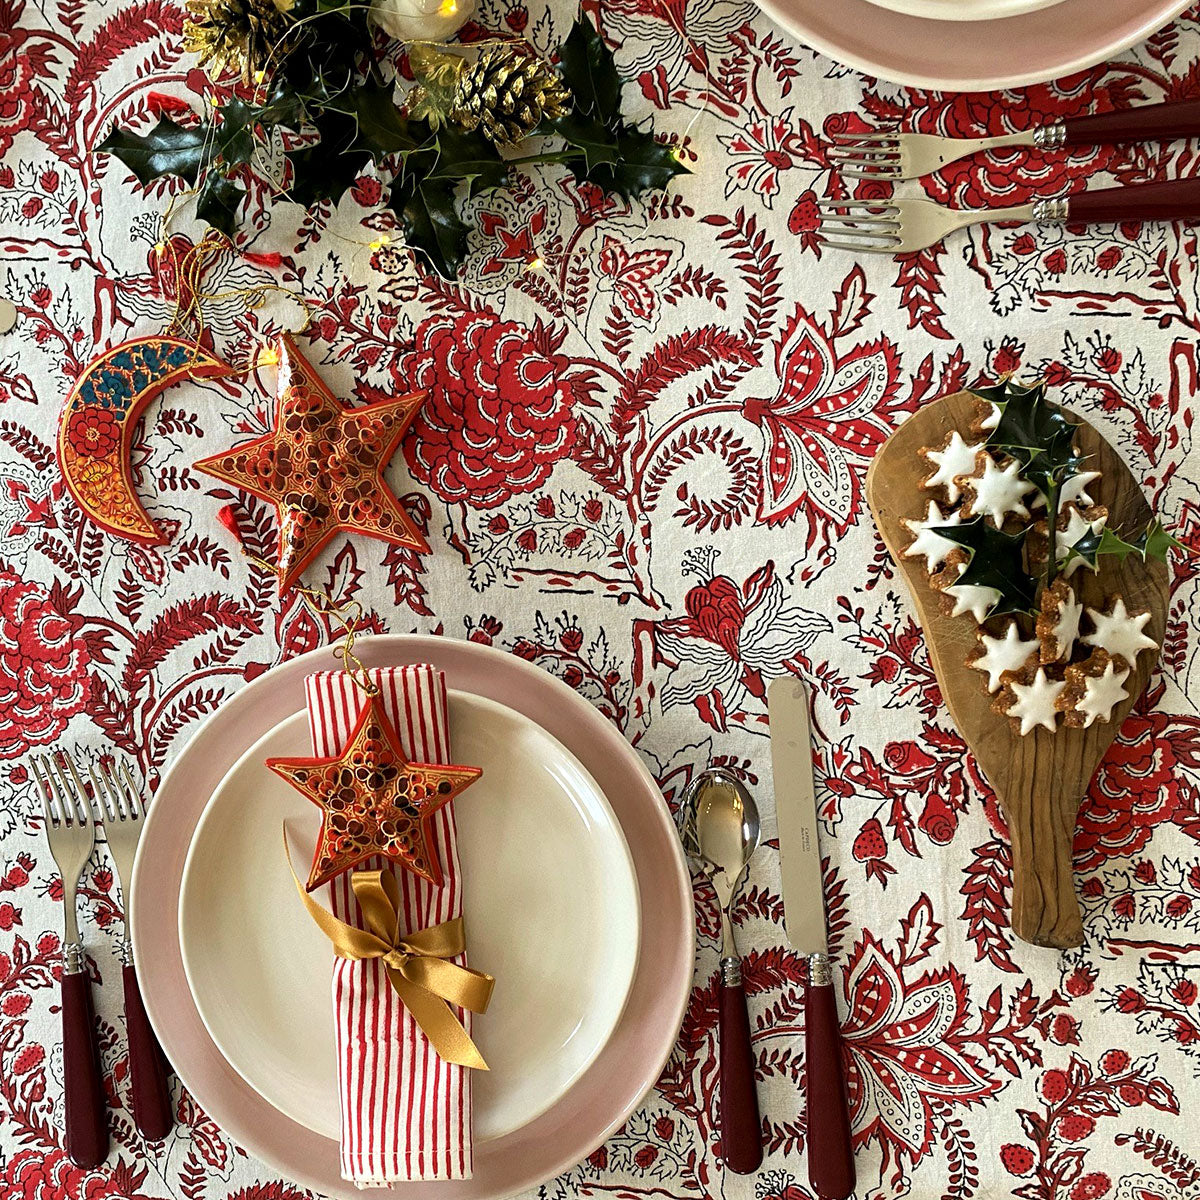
[721,956,742,986]
[1032,197,1071,222]
[1033,121,1068,149]
[62,942,86,974]
[808,951,833,988]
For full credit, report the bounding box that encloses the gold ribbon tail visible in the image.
[285,833,493,1069]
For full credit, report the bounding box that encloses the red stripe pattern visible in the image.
[305,665,472,1185]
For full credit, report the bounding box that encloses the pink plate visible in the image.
[756,0,1190,90]
[129,635,695,1200]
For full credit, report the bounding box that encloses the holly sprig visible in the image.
[931,379,1183,620]
[96,12,687,278]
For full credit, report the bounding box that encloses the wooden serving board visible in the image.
[866,390,1169,949]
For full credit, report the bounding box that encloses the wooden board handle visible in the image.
[805,963,856,1200]
[123,963,174,1140]
[1008,793,1084,949]
[719,972,763,1174]
[61,968,109,1168]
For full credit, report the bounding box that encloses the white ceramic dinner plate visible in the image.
[862,0,1063,22]
[179,692,640,1145]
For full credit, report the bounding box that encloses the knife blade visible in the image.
[768,676,856,1200]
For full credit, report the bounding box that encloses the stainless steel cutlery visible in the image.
[817,177,1200,255]
[768,678,855,1200]
[89,760,174,1141]
[681,768,764,1175]
[30,755,108,1169]
[828,97,1200,181]
[30,753,173,1165]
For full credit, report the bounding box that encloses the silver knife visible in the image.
[768,676,855,1200]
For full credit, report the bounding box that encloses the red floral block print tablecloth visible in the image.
[4,2,1200,1199]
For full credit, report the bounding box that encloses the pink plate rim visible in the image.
[755,0,1190,91]
[130,634,695,1200]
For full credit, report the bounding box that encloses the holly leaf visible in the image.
[97,116,212,185]
[555,15,622,122]
[978,379,1081,497]
[351,78,421,160]
[592,123,688,199]
[285,108,372,207]
[386,171,469,279]
[214,99,258,167]
[933,518,1037,616]
[424,126,509,198]
[195,172,246,237]
[1068,517,1186,569]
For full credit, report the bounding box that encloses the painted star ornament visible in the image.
[267,694,483,891]
[195,334,428,592]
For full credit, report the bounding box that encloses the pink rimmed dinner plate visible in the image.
[179,695,641,1144]
[130,635,694,1200]
[755,0,1190,90]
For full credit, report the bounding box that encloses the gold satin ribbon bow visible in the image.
[288,847,494,1070]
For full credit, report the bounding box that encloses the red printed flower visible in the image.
[0,570,91,757]
[66,405,120,458]
[3,1147,155,1200]
[401,311,575,508]
[1074,689,1199,869]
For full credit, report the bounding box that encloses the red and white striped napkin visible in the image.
[304,665,472,1186]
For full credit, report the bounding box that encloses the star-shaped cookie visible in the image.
[195,334,428,592]
[267,694,482,891]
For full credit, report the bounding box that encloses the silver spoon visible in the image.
[682,767,763,1174]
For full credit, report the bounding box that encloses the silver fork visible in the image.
[828,98,1200,181]
[817,177,1200,255]
[87,760,175,1141]
[30,755,109,1169]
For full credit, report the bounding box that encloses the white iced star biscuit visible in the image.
[1037,578,1082,663]
[902,501,962,573]
[1056,504,1108,578]
[958,452,1036,526]
[942,558,1002,623]
[921,431,985,504]
[1082,597,1157,667]
[1033,469,1100,514]
[967,621,1040,694]
[1001,667,1067,736]
[1060,650,1130,729]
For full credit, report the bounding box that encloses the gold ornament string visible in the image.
[239,549,381,695]
[155,187,316,371]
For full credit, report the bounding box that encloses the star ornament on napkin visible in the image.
[195,334,428,593]
[267,694,482,891]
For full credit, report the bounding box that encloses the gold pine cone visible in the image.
[184,0,297,84]
[449,45,571,145]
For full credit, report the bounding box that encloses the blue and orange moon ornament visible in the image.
[57,336,234,543]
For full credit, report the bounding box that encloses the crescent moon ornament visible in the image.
[57,336,234,543]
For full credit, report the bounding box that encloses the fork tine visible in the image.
[29,758,59,826]
[39,755,75,826]
[839,166,903,181]
[818,236,900,254]
[817,201,900,216]
[829,130,899,144]
[62,755,96,827]
[817,213,902,230]
[118,761,144,820]
[89,762,120,822]
[827,145,900,160]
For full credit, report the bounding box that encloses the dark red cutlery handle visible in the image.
[123,963,173,1140]
[719,969,763,1174]
[805,963,855,1200]
[61,968,108,1168]
[1068,177,1200,224]
[1062,99,1200,147]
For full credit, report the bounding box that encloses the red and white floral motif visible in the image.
[0,569,90,757]
[400,310,577,508]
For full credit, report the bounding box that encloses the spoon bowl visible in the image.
[682,767,761,908]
